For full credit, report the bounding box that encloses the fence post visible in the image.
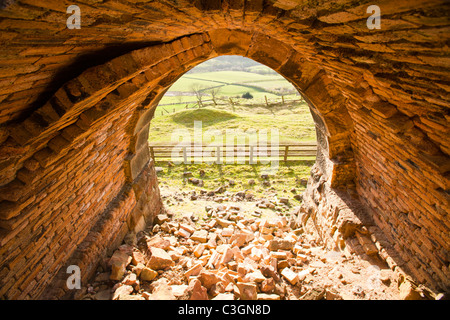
[216,145,221,164]
[249,145,255,164]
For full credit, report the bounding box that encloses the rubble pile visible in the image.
[80,200,401,300]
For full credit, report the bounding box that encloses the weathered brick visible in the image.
[60,124,85,142]
[0,0,447,301]
[32,147,57,168]
[209,28,252,56]
[47,135,70,153]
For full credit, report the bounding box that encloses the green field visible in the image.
[148,105,316,145]
[151,58,314,144]
[155,68,299,116]
[167,77,224,92]
[163,71,287,96]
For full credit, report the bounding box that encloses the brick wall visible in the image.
[0,0,448,298]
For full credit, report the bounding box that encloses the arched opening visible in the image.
[148,55,317,215]
[0,31,364,300]
[0,16,446,299]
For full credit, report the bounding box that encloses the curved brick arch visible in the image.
[0,31,358,299]
[0,0,448,299]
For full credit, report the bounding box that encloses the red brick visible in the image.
[0,1,448,300]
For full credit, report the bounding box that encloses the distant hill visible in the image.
[187,56,278,75]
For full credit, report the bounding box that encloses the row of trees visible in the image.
[190,84,223,107]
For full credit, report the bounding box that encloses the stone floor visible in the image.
[79,187,402,300]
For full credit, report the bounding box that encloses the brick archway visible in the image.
[0,1,448,299]
[0,30,357,299]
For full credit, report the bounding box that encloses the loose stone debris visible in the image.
[80,188,405,300]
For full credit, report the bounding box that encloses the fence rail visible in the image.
[148,142,317,164]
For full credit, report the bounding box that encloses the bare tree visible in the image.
[191,83,206,108]
[208,86,222,106]
[229,97,235,112]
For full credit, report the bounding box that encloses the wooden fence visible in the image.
[148,142,316,164]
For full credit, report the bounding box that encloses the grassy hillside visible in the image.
[163,71,293,97]
[151,56,315,145]
[155,68,298,116]
[148,104,316,145]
